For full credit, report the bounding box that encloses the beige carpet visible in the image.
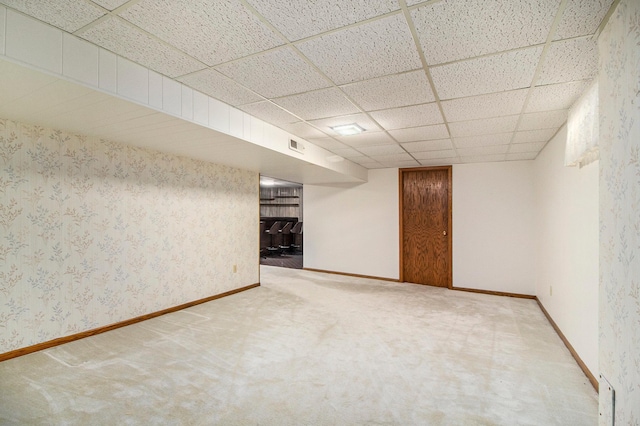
[0,266,597,425]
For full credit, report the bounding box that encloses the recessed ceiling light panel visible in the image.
[330,123,365,136]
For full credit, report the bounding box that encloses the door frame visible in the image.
[398,166,453,288]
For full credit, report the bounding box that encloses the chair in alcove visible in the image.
[290,221,303,254]
[266,221,282,256]
[278,222,293,254]
[259,221,269,258]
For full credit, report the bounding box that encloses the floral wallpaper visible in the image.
[598,0,640,423]
[0,118,259,354]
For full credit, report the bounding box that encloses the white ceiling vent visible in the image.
[289,139,305,154]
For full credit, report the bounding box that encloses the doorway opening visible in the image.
[399,166,452,287]
[259,176,303,269]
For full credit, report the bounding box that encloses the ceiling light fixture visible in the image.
[330,123,365,136]
[260,178,275,186]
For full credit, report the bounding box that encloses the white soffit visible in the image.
[0,57,365,185]
[80,17,206,78]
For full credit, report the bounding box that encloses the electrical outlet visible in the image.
[550,286,553,296]
[233,264,237,273]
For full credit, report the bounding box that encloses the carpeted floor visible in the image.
[0,266,598,425]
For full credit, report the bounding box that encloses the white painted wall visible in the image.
[305,163,537,293]
[534,126,599,377]
[452,161,536,295]
[304,168,399,279]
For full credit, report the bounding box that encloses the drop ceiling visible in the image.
[0,0,614,169]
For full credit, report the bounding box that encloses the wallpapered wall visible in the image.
[0,118,259,354]
[598,0,640,422]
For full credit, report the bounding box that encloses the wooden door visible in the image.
[400,167,452,287]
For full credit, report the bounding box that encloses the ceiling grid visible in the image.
[0,0,617,168]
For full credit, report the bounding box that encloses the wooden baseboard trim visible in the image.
[451,286,536,299]
[535,298,598,392]
[0,283,260,363]
[303,268,399,283]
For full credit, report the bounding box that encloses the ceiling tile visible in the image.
[1,0,105,32]
[245,0,399,41]
[461,154,506,163]
[413,149,457,160]
[178,69,262,106]
[344,155,368,162]
[448,116,519,137]
[430,47,543,100]
[513,128,558,143]
[340,70,435,111]
[358,144,405,156]
[215,47,330,98]
[369,153,414,162]
[308,113,382,135]
[411,0,559,65]
[278,122,327,139]
[389,124,449,142]
[370,103,443,130]
[389,124,450,143]
[526,80,590,112]
[441,89,528,122]
[509,142,547,153]
[307,137,350,151]
[331,147,363,158]
[239,101,299,124]
[296,14,421,84]
[519,110,568,130]
[350,156,381,166]
[92,0,129,10]
[338,131,395,147]
[454,133,513,148]
[363,163,388,169]
[458,145,509,156]
[402,139,454,152]
[273,88,359,120]
[537,38,598,85]
[81,17,206,78]
[554,0,614,40]
[419,157,460,166]
[120,0,283,66]
[381,159,421,168]
[506,152,539,161]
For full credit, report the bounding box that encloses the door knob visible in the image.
[443,231,447,236]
